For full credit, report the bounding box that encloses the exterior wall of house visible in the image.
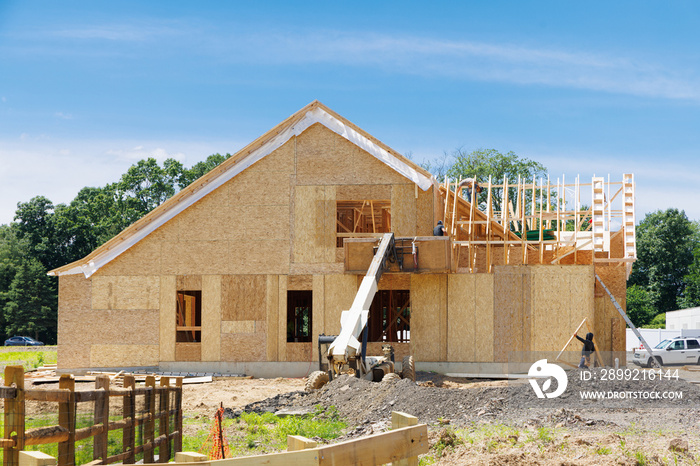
[57,123,437,371]
[56,122,628,374]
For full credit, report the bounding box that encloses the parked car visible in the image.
[632,337,700,367]
[3,336,44,346]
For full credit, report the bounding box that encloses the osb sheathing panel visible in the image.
[392,184,417,237]
[96,236,162,276]
[323,274,357,336]
[610,230,625,258]
[177,275,202,291]
[291,263,344,275]
[447,274,476,362]
[288,275,313,290]
[493,267,527,363]
[345,240,375,273]
[175,343,201,362]
[294,185,334,264]
[221,320,256,334]
[295,123,408,186]
[594,264,628,358]
[376,274,411,290]
[228,168,292,208]
[312,275,325,362]
[58,344,91,371]
[229,205,290,241]
[161,241,231,275]
[159,275,176,362]
[222,275,266,321]
[61,309,158,346]
[58,275,91,367]
[90,344,159,368]
[221,333,266,362]
[92,276,159,310]
[410,274,447,361]
[530,265,594,355]
[416,186,434,236]
[266,275,279,362]
[286,343,313,362]
[201,275,222,362]
[229,240,290,275]
[278,276,288,362]
[58,274,91,312]
[177,185,231,242]
[415,238,450,272]
[336,184,392,201]
[474,274,495,362]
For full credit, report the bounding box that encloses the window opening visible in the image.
[287,290,312,342]
[336,200,391,247]
[176,290,201,342]
[368,290,410,343]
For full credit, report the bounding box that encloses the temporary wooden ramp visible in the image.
[440,174,637,275]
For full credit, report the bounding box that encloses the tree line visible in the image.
[0,154,230,344]
[0,148,696,344]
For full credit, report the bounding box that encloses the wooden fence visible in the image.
[23,412,428,466]
[1,366,183,466]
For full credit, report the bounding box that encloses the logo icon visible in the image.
[528,359,568,399]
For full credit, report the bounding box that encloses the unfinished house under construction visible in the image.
[49,101,636,376]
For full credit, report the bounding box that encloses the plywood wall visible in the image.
[58,275,93,370]
[410,274,447,361]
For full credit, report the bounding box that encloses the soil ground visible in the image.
[22,366,700,464]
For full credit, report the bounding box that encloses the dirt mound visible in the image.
[238,370,700,431]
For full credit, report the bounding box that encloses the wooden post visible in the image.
[556,318,587,361]
[159,377,171,462]
[123,375,136,464]
[144,376,156,464]
[4,366,25,466]
[58,375,75,466]
[18,451,56,466]
[392,412,418,466]
[93,375,110,463]
[174,452,207,462]
[287,435,317,452]
[174,378,183,455]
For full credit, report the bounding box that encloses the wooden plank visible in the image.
[24,390,70,403]
[160,275,177,362]
[556,318,588,360]
[174,452,208,463]
[57,375,75,466]
[312,275,325,362]
[287,435,317,452]
[18,451,56,466]
[202,275,222,362]
[175,378,183,454]
[93,375,109,463]
[23,426,69,446]
[4,366,24,466]
[318,424,428,466]
[278,276,288,362]
[144,376,156,463]
[123,375,136,464]
[392,412,419,466]
[266,275,280,362]
[159,377,171,462]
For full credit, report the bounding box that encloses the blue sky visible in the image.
[1,1,699,225]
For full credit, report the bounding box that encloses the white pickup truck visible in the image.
[633,337,700,367]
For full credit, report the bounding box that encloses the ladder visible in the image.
[591,177,606,254]
[595,274,660,368]
[622,173,636,277]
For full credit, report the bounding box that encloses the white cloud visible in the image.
[54,112,73,120]
[0,137,244,225]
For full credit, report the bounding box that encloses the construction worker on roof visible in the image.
[433,220,446,236]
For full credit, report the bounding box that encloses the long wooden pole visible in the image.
[556,318,588,361]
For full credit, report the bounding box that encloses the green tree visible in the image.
[629,209,697,314]
[626,284,657,327]
[440,148,547,215]
[678,233,700,308]
[3,256,57,343]
[176,153,231,189]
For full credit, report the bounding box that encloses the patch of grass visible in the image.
[595,445,612,455]
[0,349,57,371]
[224,405,347,457]
[635,450,648,465]
[536,427,553,444]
